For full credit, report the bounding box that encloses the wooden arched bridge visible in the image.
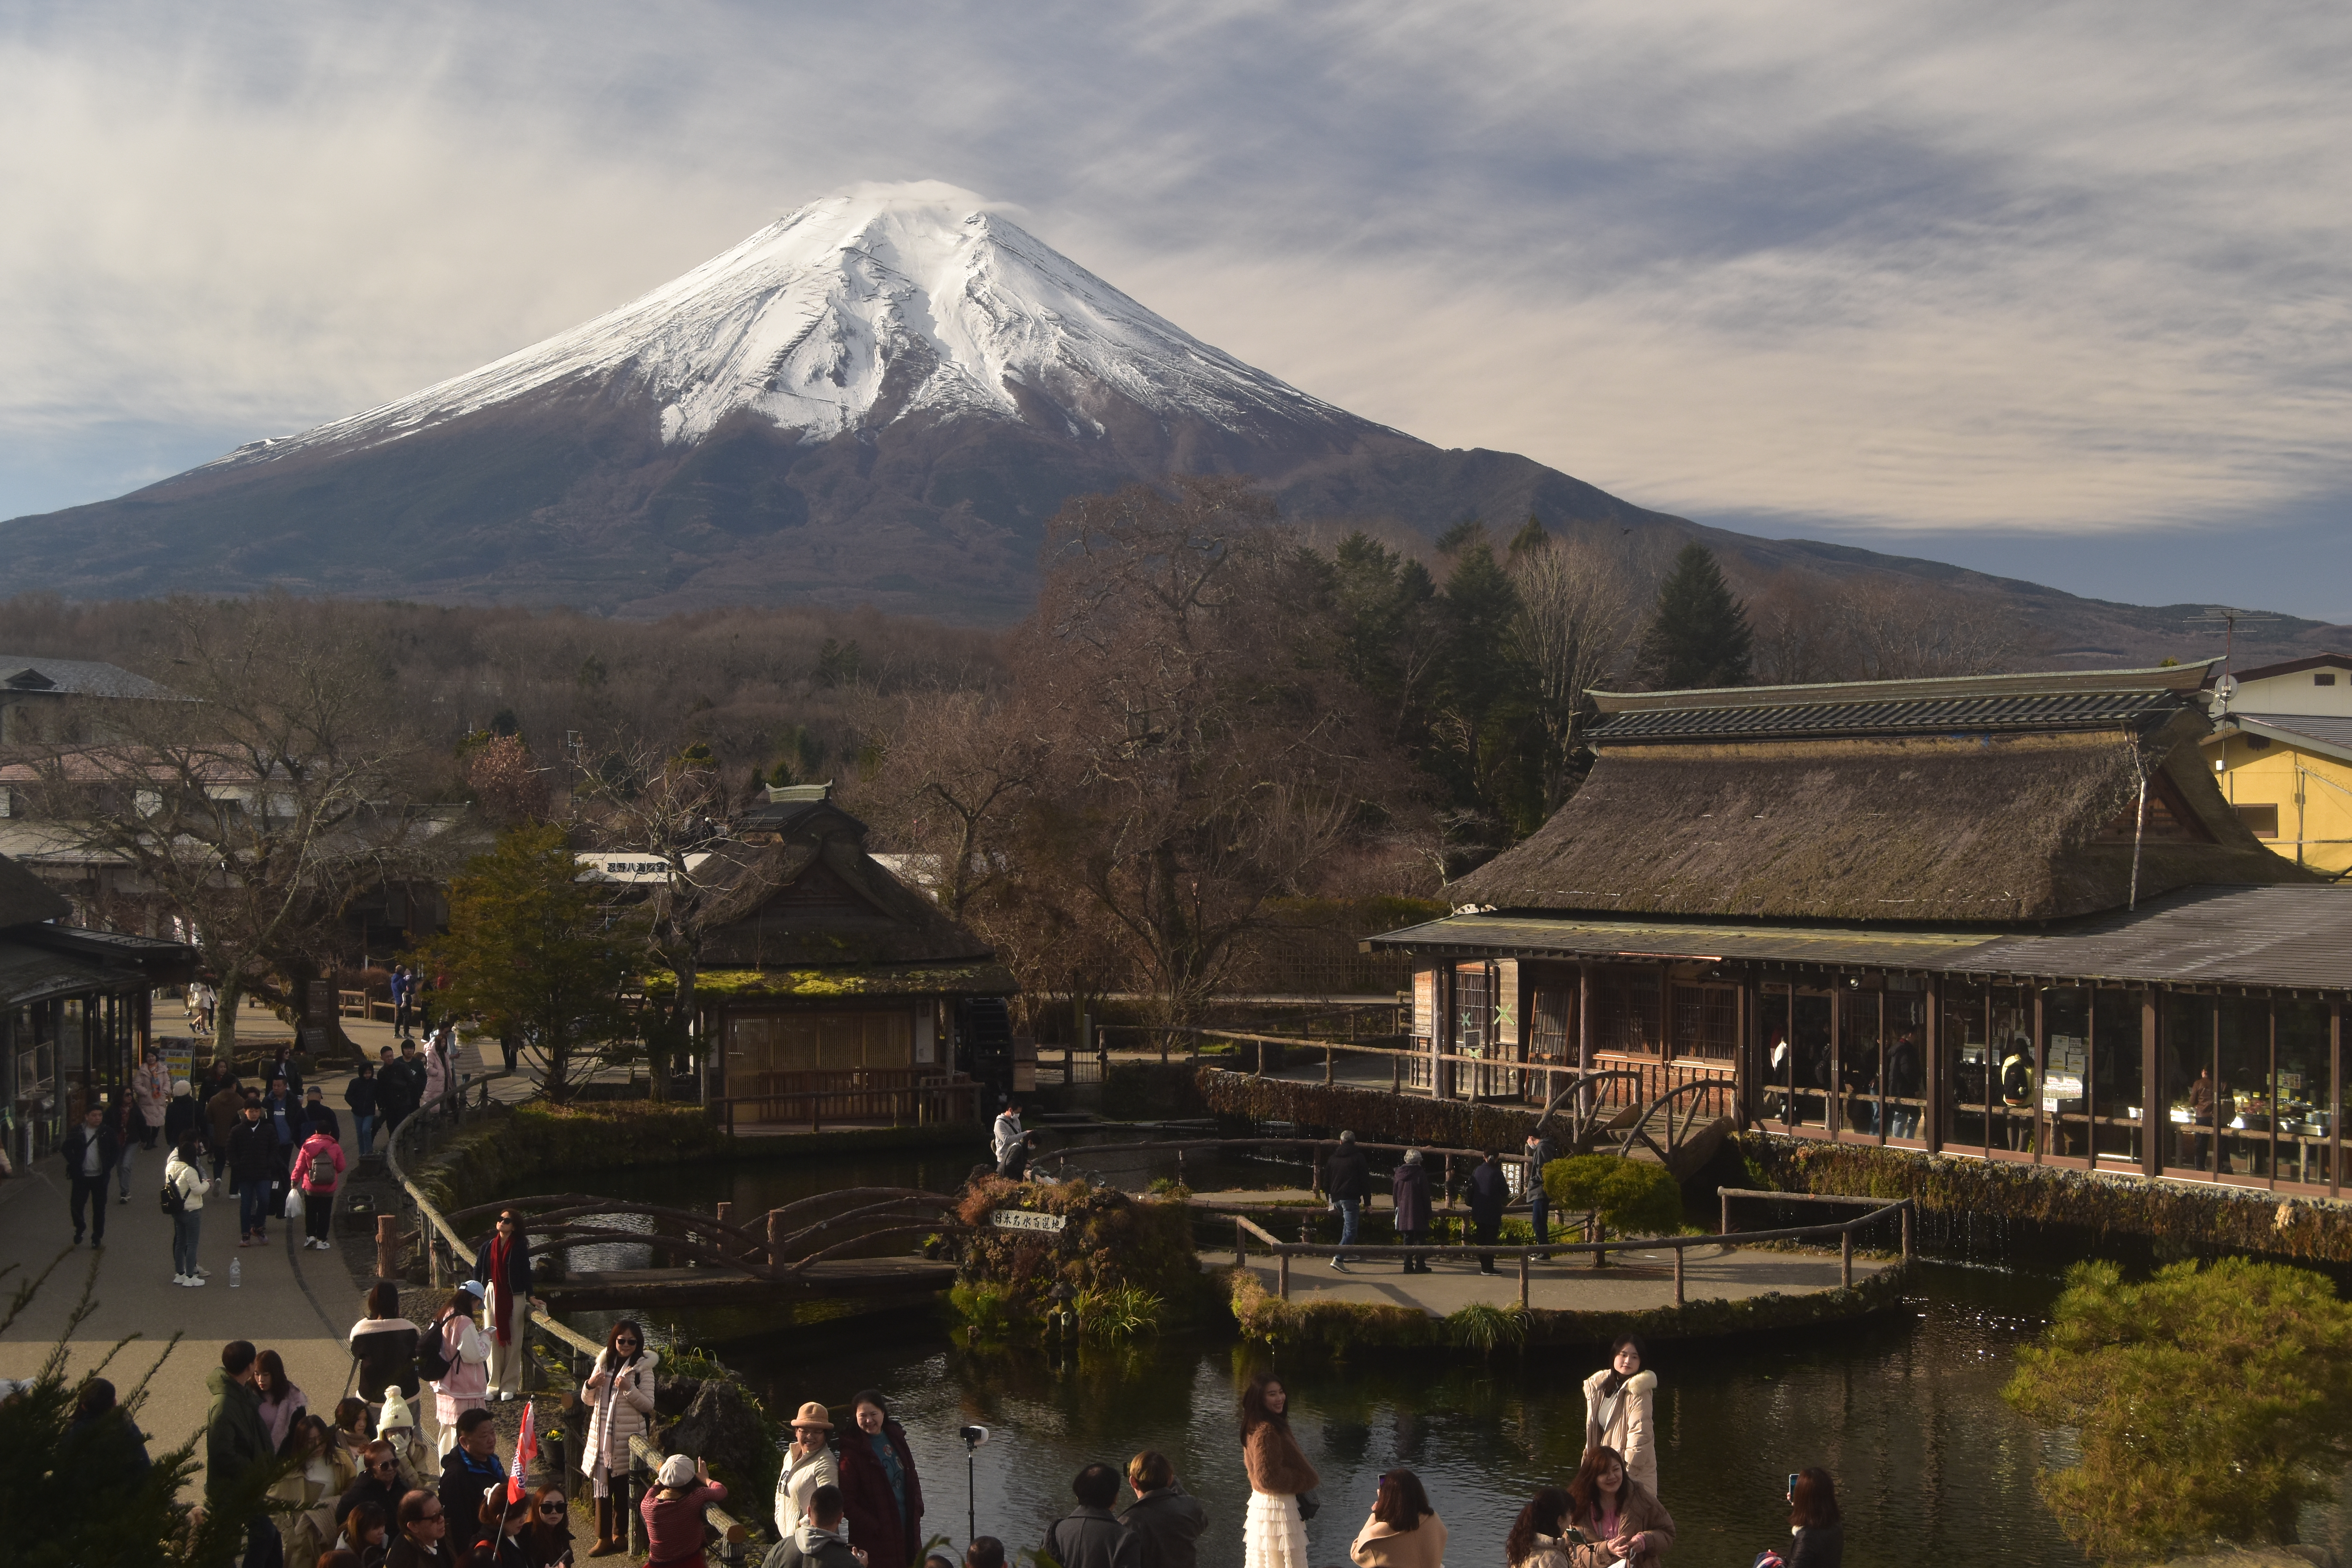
[426,1188,969,1308]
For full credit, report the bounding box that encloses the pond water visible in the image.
[541,1147,2352,1567]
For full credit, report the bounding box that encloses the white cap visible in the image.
[658,1453,697,1488]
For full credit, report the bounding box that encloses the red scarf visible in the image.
[486,1235,515,1343]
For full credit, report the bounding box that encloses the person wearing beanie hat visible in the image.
[643,1452,726,1568]
[376,1387,434,1494]
[1390,1149,1433,1275]
[164,1078,205,1152]
[774,1400,838,1541]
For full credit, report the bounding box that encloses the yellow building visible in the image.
[2203,653,2352,875]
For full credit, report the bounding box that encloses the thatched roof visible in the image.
[1449,712,2314,924]
[688,812,997,972]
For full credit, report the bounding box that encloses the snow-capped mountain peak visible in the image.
[208,183,1360,469]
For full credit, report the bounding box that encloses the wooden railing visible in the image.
[1230,1189,1915,1310]
[713,1069,979,1132]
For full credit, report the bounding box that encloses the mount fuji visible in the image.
[1,184,1692,618]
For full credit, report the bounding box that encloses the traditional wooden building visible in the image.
[1368,661,2352,1197]
[683,788,1016,1127]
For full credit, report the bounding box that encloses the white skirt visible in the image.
[1245,1491,1308,1568]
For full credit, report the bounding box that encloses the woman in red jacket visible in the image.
[836,1388,922,1568]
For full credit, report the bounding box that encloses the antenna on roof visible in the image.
[2185,606,2281,677]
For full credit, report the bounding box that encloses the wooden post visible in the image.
[375,1214,401,1282]
[1325,1043,1335,1087]
[1901,1201,1914,1264]
[1720,1190,1731,1236]
[2143,989,2162,1178]
[1519,1252,1530,1311]
[1235,1217,1246,1271]
[1278,1250,1290,1301]
[1840,1227,1853,1290]
[1391,1054,1401,1094]
[1592,1217,1605,1270]
[1256,1040,1265,1077]
[1673,1245,1685,1308]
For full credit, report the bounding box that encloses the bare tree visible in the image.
[569,736,727,1099]
[27,595,423,1055]
[1508,531,1635,814]
[845,686,1045,922]
[1748,572,2029,685]
[1011,476,1415,1024]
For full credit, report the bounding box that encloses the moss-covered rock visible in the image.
[953,1178,1222,1329]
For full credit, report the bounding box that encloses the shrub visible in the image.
[2004,1257,2352,1559]
[1446,1302,1530,1354]
[1543,1155,1684,1237]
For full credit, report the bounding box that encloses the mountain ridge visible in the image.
[2,184,2342,663]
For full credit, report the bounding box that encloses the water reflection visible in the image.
[550,1156,2352,1564]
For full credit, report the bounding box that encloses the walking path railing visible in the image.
[383,1065,754,1555]
[1228,1189,1915,1310]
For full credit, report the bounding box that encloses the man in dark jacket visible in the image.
[1390,1150,1433,1274]
[1043,1463,1123,1568]
[1322,1131,1370,1272]
[227,1098,281,1245]
[1523,1128,1556,1249]
[763,1485,863,1568]
[1467,1150,1510,1274]
[439,1409,505,1552]
[383,1040,424,1133]
[60,1103,122,1246]
[1113,1452,1205,1568]
[206,1340,281,1566]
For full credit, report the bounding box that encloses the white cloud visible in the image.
[1,0,2348,543]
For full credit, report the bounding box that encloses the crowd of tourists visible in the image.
[162,1278,1842,1568]
[58,1029,463,1283]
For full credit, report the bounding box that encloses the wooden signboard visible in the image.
[989,1209,1067,1234]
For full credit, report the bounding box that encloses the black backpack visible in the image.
[415,1320,453,1383]
[160,1178,186,1217]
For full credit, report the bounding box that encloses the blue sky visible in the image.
[4,3,2348,616]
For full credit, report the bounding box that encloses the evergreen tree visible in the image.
[412,824,641,1100]
[1640,543,1753,688]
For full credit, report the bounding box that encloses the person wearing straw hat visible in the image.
[775,1402,840,1541]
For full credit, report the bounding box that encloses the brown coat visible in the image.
[1241,1421,1319,1497]
[1350,1512,1446,1568]
[1564,1481,1674,1568]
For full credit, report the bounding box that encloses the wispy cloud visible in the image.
[2,2,2348,563]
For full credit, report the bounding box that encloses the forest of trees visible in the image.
[0,479,2030,1024]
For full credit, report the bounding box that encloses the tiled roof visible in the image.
[1588,689,2188,745]
[0,656,181,701]
[1945,884,2352,993]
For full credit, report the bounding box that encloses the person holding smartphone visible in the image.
[1503,1486,1578,1568]
[1560,1447,1672,1568]
[1786,1468,1843,1568]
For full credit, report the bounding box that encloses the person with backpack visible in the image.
[298,1120,349,1250]
[165,1134,213,1286]
[347,1064,381,1157]
[427,1285,490,1457]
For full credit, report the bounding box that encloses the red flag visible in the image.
[508,1400,537,1503]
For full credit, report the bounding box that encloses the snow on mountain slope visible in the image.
[205,183,1376,471]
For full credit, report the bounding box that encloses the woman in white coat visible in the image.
[1582,1335,1659,1498]
[429,1282,490,1456]
[580,1318,660,1557]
